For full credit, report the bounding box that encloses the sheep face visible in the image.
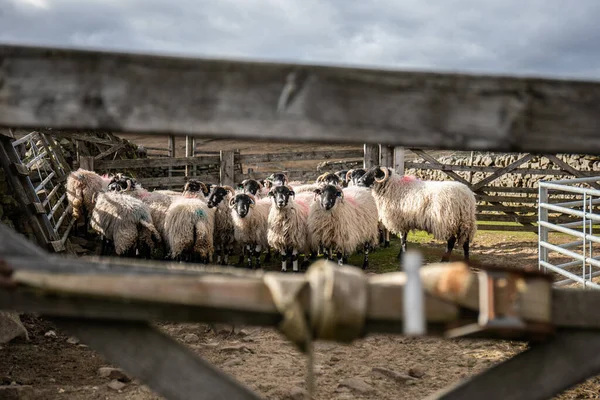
[313,184,343,211]
[238,179,262,196]
[184,179,209,197]
[316,172,341,186]
[267,173,288,187]
[268,185,295,209]
[207,185,235,208]
[335,170,349,186]
[107,177,135,192]
[230,193,255,218]
[347,168,367,186]
[357,166,391,187]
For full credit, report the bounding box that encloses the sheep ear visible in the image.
[228,197,236,208]
[268,190,274,197]
[290,190,295,198]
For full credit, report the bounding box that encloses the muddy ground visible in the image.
[1,136,598,399]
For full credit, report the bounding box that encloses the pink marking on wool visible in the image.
[295,198,310,214]
[398,175,418,183]
[139,190,151,199]
[344,195,358,207]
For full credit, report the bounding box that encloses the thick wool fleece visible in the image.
[308,186,379,255]
[90,192,160,255]
[372,173,477,245]
[293,183,321,194]
[231,197,271,248]
[267,192,313,254]
[120,189,175,243]
[164,197,216,259]
[213,194,235,250]
[66,169,111,220]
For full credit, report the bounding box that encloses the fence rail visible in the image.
[539,176,600,289]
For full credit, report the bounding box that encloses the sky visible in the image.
[1,0,600,80]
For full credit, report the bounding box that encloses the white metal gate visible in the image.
[538,176,600,289]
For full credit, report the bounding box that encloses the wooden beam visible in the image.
[544,154,600,190]
[95,155,219,170]
[53,318,261,400]
[404,162,586,176]
[410,149,472,186]
[4,45,600,154]
[79,156,95,171]
[427,329,600,400]
[471,153,536,192]
[380,145,394,168]
[394,147,405,175]
[93,142,125,160]
[238,149,363,164]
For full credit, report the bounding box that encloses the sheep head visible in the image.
[230,193,256,218]
[347,168,367,186]
[183,179,208,197]
[268,185,295,209]
[357,166,391,187]
[313,184,343,211]
[238,179,263,196]
[315,172,341,186]
[335,170,349,186]
[207,185,235,208]
[267,172,288,187]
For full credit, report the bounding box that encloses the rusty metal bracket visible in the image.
[444,265,554,341]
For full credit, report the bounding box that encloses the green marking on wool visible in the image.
[195,209,206,218]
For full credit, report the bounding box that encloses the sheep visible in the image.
[163,184,216,263]
[315,171,342,186]
[66,169,113,235]
[335,170,349,187]
[265,172,289,187]
[206,185,237,265]
[345,168,367,187]
[237,179,269,199]
[230,193,271,269]
[90,186,162,258]
[266,185,314,272]
[357,166,477,262]
[307,184,379,269]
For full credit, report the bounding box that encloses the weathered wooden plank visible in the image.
[220,150,235,186]
[471,153,536,191]
[476,224,538,232]
[475,213,580,224]
[476,194,538,204]
[3,45,600,154]
[427,329,600,400]
[404,162,585,176]
[394,147,405,175]
[95,155,220,170]
[380,145,394,168]
[94,143,125,160]
[53,318,261,400]
[79,156,95,171]
[545,154,600,190]
[136,175,219,188]
[364,144,379,169]
[410,149,472,186]
[237,149,363,164]
[477,205,538,213]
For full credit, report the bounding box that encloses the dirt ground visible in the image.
[1,136,599,399]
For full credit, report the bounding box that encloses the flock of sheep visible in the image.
[66,165,477,272]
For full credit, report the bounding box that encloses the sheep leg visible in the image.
[362,243,371,270]
[397,231,409,260]
[463,240,470,261]
[238,245,246,266]
[336,251,344,266]
[99,236,108,256]
[253,245,262,270]
[225,245,233,265]
[385,229,391,248]
[246,244,252,269]
[281,250,288,272]
[292,249,299,272]
[264,248,272,263]
[442,235,457,262]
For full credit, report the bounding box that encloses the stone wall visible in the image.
[405,152,600,189]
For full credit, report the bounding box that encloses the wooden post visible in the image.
[363,144,380,169]
[80,156,95,171]
[380,145,394,168]
[185,136,194,176]
[220,150,235,186]
[168,135,175,178]
[394,147,405,176]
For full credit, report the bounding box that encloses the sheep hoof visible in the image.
[384,241,390,248]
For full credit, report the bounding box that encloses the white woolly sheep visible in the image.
[206,185,237,265]
[357,166,477,262]
[90,187,162,258]
[266,185,314,272]
[230,193,271,269]
[162,179,215,262]
[66,169,112,235]
[307,184,379,268]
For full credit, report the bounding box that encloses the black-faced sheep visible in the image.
[237,179,268,199]
[345,168,367,187]
[335,170,349,187]
[307,184,379,269]
[230,193,271,269]
[266,185,314,272]
[163,180,215,263]
[66,169,112,235]
[357,166,477,262]
[315,172,342,186]
[90,186,162,258]
[206,185,237,265]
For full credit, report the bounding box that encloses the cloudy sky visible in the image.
[1,0,599,80]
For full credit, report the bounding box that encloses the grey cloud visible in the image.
[1,0,599,80]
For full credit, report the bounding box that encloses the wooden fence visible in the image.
[3,43,600,400]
